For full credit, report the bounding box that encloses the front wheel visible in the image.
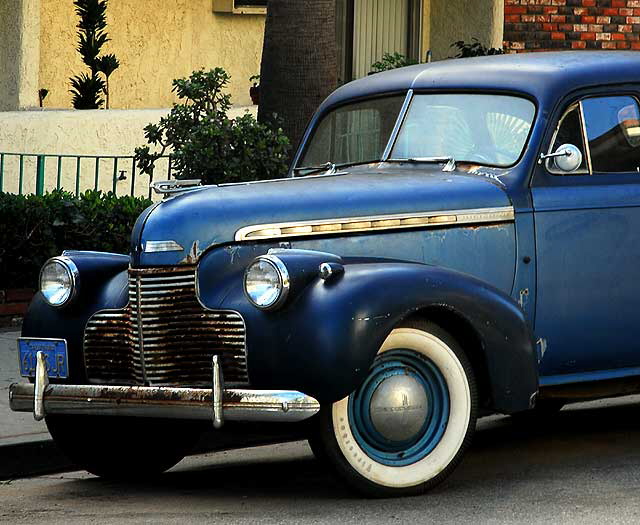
[311,321,478,497]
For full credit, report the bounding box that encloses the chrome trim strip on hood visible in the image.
[235,206,515,242]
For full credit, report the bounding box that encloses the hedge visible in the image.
[0,190,152,290]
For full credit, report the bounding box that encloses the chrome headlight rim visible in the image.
[39,256,80,308]
[243,255,290,311]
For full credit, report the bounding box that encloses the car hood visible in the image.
[133,167,512,266]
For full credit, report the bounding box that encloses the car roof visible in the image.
[322,51,640,109]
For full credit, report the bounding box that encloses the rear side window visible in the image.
[582,96,640,173]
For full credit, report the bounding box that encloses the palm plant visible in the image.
[96,54,120,109]
[70,73,105,109]
[69,0,119,109]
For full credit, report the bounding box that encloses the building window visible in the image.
[337,0,422,84]
[213,0,266,14]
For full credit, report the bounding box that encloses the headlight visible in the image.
[244,255,290,310]
[39,257,79,307]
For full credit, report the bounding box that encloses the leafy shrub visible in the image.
[370,52,418,74]
[0,190,151,289]
[451,39,505,58]
[134,68,291,185]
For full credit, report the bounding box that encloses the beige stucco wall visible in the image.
[428,0,504,60]
[421,0,431,61]
[0,106,256,196]
[0,0,41,110]
[38,0,265,109]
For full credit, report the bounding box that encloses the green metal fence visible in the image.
[0,152,172,199]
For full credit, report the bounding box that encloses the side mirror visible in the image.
[539,143,583,173]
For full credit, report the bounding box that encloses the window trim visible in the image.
[546,94,640,176]
[293,92,410,174]
[212,0,266,15]
[386,90,538,169]
[545,102,590,176]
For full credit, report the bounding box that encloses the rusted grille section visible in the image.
[83,267,248,387]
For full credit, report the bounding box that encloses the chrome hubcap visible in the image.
[348,349,450,466]
[369,374,429,442]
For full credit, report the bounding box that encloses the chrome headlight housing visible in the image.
[39,257,79,307]
[244,255,290,310]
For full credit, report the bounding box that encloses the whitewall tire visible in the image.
[310,320,478,497]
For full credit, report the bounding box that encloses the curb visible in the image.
[0,438,74,481]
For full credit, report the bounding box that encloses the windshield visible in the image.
[297,93,535,172]
[391,94,535,167]
[299,96,405,170]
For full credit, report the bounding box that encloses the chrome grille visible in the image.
[83,267,248,387]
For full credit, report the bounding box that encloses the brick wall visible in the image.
[504,0,640,52]
[0,288,33,327]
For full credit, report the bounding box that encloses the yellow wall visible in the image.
[0,0,21,111]
[39,0,265,109]
[0,0,41,110]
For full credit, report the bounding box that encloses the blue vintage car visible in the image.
[10,51,640,496]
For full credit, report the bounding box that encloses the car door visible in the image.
[531,91,640,383]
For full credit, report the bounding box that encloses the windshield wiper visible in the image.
[293,159,382,176]
[387,156,457,172]
[293,161,337,176]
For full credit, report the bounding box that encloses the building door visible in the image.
[337,0,422,84]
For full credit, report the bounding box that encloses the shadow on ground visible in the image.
[60,398,640,500]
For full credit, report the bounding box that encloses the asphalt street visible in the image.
[2,396,640,524]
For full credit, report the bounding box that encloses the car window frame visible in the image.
[292,91,412,175]
[386,89,538,169]
[292,89,539,175]
[545,92,640,177]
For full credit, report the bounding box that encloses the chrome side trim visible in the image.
[144,240,184,253]
[579,100,594,175]
[9,382,320,423]
[381,89,414,161]
[235,206,515,242]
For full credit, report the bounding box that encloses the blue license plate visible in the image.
[18,338,68,379]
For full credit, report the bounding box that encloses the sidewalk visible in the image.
[0,329,74,480]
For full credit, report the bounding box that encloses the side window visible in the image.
[548,105,588,174]
[582,96,640,173]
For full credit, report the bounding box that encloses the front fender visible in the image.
[21,251,129,383]
[214,258,537,412]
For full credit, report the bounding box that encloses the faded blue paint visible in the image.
[291,224,515,295]
[133,166,512,268]
[533,183,640,377]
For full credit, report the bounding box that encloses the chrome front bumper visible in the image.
[9,352,320,427]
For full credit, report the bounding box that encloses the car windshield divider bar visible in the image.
[381,89,414,161]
